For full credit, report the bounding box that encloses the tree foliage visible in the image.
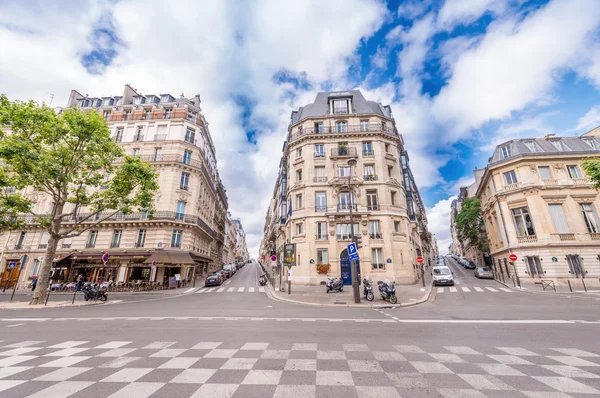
[0,95,159,304]
[455,197,489,253]
[582,157,600,189]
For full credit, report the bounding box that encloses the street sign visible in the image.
[283,244,296,266]
[416,256,424,264]
[152,260,157,266]
[102,253,109,263]
[8,261,16,270]
[347,242,358,257]
[509,253,518,262]
[270,255,277,262]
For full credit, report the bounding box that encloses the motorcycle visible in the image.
[258,274,267,286]
[326,277,344,293]
[363,278,374,301]
[82,283,108,302]
[377,280,397,304]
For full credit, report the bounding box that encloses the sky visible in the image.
[2,0,600,255]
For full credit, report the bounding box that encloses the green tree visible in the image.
[455,197,489,253]
[582,158,600,188]
[0,95,159,304]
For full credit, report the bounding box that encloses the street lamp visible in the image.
[346,157,361,304]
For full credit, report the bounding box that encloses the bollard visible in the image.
[582,279,587,292]
[72,290,77,304]
[567,280,572,292]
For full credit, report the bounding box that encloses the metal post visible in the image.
[71,290,77,304]
[287,266,291,295]
[511,262,520,288]
[567,280,572,292]
[347,159,360,304]
[45,280,51,306]
[9,268,22,303]
[192,265,196,288]
[421,264,425,287]
[582,279,587,292]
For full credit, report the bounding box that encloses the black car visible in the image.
[465,261,477,269]
[205,273,223,287]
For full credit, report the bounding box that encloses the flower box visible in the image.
[316,263,330,274]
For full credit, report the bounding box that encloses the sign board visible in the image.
[509,254,518,262]
[270,250,276,257]
[270,255,277,262]
[152,260,157,266]
[288,268,292,281]
[8,261,16,270]
[283,244,296,266]
[416,256,424,264]
[347,242,359,261]
[102,253,110,263]
[168,276,177,289]
[174,273,181,281]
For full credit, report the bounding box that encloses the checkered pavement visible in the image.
[197,286,266,294]
[0,340,599,397]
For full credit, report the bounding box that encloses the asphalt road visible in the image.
[0,260,598,397]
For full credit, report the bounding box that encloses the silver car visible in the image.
[474,267,494,279]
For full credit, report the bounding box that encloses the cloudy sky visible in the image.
[2,0,600,254]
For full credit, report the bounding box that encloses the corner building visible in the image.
[264,90,433,286]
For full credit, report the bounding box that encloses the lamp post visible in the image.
[347,157,361,304]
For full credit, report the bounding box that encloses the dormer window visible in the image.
[163,109,172,119]
[584,138,598,149]
[333,99,349,115]
[187,111,197,123]
[550,140,568,151]
[501,145,512,159]
[142,109,152,120]
[103,111,111,121]
[103,98,114,106]
[134,97,146,105]
[524,141,538,153]
[122,111,131,121]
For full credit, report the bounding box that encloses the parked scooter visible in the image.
[258,274,267,286]
[326,277,344,293]
[377,280,397,304]
[82,283,108,302]
[362,278,374,301]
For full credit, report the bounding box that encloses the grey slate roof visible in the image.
[489,135,600,165]
[291,90,392,125]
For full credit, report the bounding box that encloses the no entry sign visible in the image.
[509,253,518,262]
[416,256,424,264]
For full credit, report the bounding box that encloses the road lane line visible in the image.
[437,287,444,293]
[259,287,265,293]
[486,287,499,292]
[227,288,234,292]
[249,287,255,292]
[474,287,484,292]
[184,288,196,293]
[5,324,24,328]
[216,288,225,293]
[238,287,244,292]
[449,287,457,293]
[461,287,471,292]
[499,288,512,293]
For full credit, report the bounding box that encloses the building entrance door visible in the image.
[340,249,352,285]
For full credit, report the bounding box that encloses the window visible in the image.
[381,121,386,131]
[512,207,535,237]
[38,232,49,249]
[132,148,140,157]
[296,169,302,181]
[136,230,146,247]
[580,203,600,233]
[87,231,98,248]
[388,165,393,177]
[503,170,518,185]
[123,111,131,121]
[114,127,124,142]
[366,190,379,211]
[336,223,359,240]
[30,259,41,277]
[524,141,537,152]
[183,150,192,165]
[394,221,400,232]
[337,166,350,177]
[315,122,324,134]
[176,201,186,221]
[501,145,512,158]
[567,165,582,178]
[316,222,327,239]
[336,121,348,132]
[94,211,101,221]
[584,138,598,149]
[142,109,152,120]
[171,230,182,248]
[296,148,302,158]
[364,165,375,180]
[163,108,172,119]
[369,221,381,239]
[180,172,190,190]
[134,126,144,141]
[187,111,197,123]
[314,144,324,157]
[153,148,162,161]
[548,204,570,234]
[296,223,304,235]
[391,191,397,206]
[525,256,543,276]
[385,143,390,153]
[314,166,326,182]
[362,142,373,156]
[338,192,354,210]
[315,192,327,212]
[333,99,348,114]
[103,111,111,120]
[111,230,122,248]
[566,255,585,277]
[360,120,369,132]
[538,166,552,180]
[372,248,384,269]
[550,140,567,151]
[317,248,329,264]
[184,128,195,144]
[296,194,303,209]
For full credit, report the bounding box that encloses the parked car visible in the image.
[475,267,494,279]
[459,258,469,267]
[464,261,477,270]
[431,266,454,286]
[220,267,231,279]
[204,273,223,287]
[223,264,236,276]
[436,257,446,266]
[215,270,226,280]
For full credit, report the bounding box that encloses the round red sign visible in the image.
[270,255,277,262]
[509,253,518,262]
[416,256,424,264]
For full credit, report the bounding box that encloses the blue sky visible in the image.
[2,0,600,252]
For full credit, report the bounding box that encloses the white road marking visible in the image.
[437,287,444,293]
[474,287,484,292]
[142,342,175,350]
[206,288,215,293]
[95,341,131,349]
[184,288,196,294]
[49,341,89,349]
[420,288,425,292]
[249,287,255,292]
[25,381,94,398]
[216,288,225,293]
[238,287,245,292]
[228,288,234,292]
[449,287,457,293]
[461,287,471,292]
[499,288,512,293]
[5,324,24,328]
[455,279,460,284]
[259,287,265,293]
[486,287,499,292]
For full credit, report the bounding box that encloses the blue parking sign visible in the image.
[347,243,359,260]
[8,261,16,270]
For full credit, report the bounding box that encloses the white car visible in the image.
[431,266,454,286]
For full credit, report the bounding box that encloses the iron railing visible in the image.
[313,177,328,183]
[364,175,378,181]
[315,206,327,212]
[291,124,398,141]
[331,147,357,157]
[337,204,357,211]
[363,150,375,156]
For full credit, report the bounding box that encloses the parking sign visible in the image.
[347,243,359,261]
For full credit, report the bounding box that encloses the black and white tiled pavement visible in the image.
[0,340,599,397]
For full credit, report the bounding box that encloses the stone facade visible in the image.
[261,90,435,286]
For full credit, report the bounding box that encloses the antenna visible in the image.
[45,92,54,107]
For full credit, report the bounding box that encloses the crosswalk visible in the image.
[436,286,513,293]
[197,286,266,294]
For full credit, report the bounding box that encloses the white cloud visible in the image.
[397,0,428,20]
[478,116,554,151]
[575,105,600,132]
[437,0,513,31]
[426,196,457,255]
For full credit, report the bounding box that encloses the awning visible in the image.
[53,253,74,263]
[143,251,196,265]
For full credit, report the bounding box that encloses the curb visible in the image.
[264,281,434,309]
[493,279,600,301]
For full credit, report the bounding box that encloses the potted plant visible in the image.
[317,263,331,274]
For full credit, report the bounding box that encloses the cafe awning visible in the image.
[143,251,196,265]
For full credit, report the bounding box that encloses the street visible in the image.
[0,261,598,398]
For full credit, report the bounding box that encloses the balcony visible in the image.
[542,179,559,186]
[572,177,591,185]
[315,234,328,241]
[110,243,120,248]
[517,235,537,244]
[314,152,326,159]
[38,244,48,249]
[315,206,327,212]
[504,182,522,192]
[85,243,96,249]
[180,185,189,191]
[61,244,71,249]
[590,233,600,241]
[330,147,357,158]
[367,204,379,211]
[369,233,383,240]
[337,203,357,211]
[364,175,378,182]
[333,107,348,115]
[558,233,575,241]
[290,123,398,142]
[336,234,353,241]
[14,244,24,250]
[135,242,145,248]
[313,177,328,183]
[153,134,167,141]
[133,135,144,142]
[172,243,182,249]
[363,150,374,157]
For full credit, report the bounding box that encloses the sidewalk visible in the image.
[266,271,433,308]
[496,277,600,298]
[0,286,198,300]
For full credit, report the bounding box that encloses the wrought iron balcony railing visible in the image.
[331,147,357,157]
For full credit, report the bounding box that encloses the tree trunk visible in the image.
[29,234,59,305]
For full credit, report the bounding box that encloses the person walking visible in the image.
[76,274,84,291]
[31,276,38,291]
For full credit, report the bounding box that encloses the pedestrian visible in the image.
[31,277,38,291]
[76,274,83,291]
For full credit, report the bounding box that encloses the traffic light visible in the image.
[355,235,363,250]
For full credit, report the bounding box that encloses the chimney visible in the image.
[544,134,556,139]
